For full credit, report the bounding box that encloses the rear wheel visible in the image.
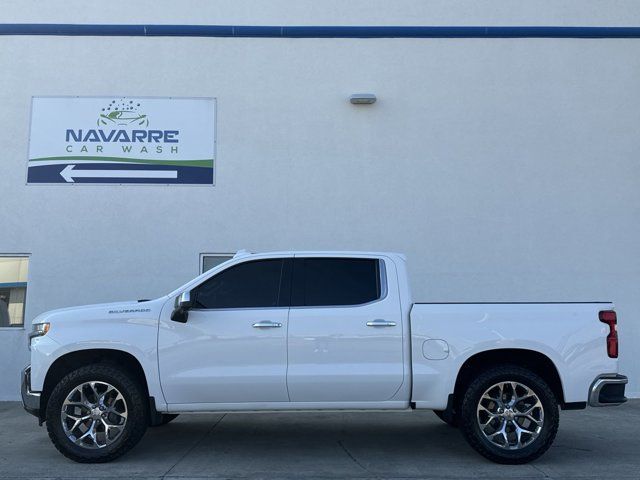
[459,365,559,464]
[45,364,148,463]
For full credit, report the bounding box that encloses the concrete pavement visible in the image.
[0,400,638,479]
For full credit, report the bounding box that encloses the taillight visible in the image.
[599,310,618,358]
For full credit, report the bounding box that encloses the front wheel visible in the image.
[45,364,148,463]
[459,365,559,464]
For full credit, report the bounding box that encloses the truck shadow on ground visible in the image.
[131,410,617,477]
[134,413,497,476]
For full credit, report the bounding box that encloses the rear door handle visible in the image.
[366,319,396,327]
[252,321,282,328]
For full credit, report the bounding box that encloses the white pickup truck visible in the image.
[23,251,627,464]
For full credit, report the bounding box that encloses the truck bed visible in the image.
[409,301,616,409]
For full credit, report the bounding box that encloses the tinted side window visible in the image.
[291,258,381,307]
[193,259,285,309]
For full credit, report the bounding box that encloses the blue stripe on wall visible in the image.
[0,282,27,289]
[0,24,640,38]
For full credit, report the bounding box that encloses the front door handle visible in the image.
[252,321,282,328]
[366,319,397,327]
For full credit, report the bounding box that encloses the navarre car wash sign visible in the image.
[27,96,215,185]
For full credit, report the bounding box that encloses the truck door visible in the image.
[158,257,292,405]
[286,256,404,402]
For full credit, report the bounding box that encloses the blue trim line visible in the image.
[0,24,640,38]
[0,282,27,289]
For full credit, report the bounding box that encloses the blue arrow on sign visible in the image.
[59,164,178,183]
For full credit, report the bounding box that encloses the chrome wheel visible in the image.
[476,381,544,450]
[61,381,128,449]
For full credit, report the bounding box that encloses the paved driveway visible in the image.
[0,400,638,479]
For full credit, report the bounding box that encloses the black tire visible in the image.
[459,365,559,464]
[150,413,179,427]
[433,409,458,427]
[45,363,148,463]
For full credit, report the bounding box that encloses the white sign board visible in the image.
[27,96,215,185]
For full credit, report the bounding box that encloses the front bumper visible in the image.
[21,366,41,418]
[589,374,628,407]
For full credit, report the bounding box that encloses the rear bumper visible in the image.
[21,366,41,418]
[589,374,628,407]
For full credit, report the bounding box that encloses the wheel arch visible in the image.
[40,348,151,423]
[452,348,567,411]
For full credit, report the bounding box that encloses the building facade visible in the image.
[1,0,639,399]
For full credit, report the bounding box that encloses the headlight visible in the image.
[28,322,50,350]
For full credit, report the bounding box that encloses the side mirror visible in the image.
[178,290,192,309]
[171,291,193,323]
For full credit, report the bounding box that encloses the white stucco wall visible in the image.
[3,0,640,26]
[0,1,638,399]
